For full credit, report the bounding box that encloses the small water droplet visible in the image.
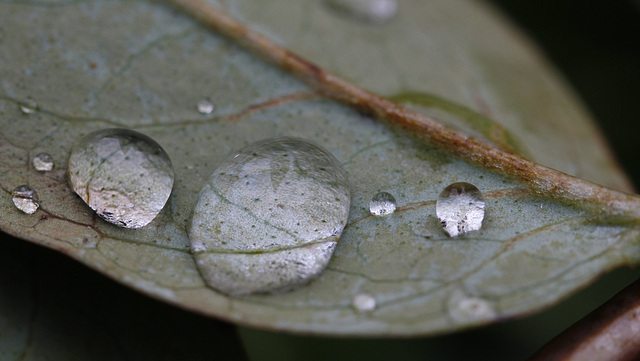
[197,99,214,115]
[448,289,496,323]
[12,185,39,214]
[189,137,351,295]
[352,293,376,312]
[19,97,38,114]
[67,128,174,229]
[325,0,397,24]
[369,191,396,216]
[436,182,485,237]
[32,152,54,172]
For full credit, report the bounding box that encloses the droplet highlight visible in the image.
[369,191,396,216]
[12,185,39,214]
[197,99,214,115]
[19,97,38,114]
[436,182,485,237]
[325,0,397,24]
[189,137,351,295]
[352,293,376,312]
[67,128,174,229]
[32,152,54,172]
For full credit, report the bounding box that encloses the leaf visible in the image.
[0,0,639,336]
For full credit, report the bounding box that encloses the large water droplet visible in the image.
[196,99,214,115]
[189,137,351,295]
[19,97,38,114]
[67,128,174,229]
[325,0,397,24]
[369,191,396,216]
[436,182,485,237]
[32,152,54,172]
[352,293,376,312]
[12,185,39,214]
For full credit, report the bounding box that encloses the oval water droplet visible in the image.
[352,293,376,312]
[196,99,214,115]
[448,289,496,323]
[369,191,396,216]
[19,97,38,114]
[436,182,485,237]
[325,0,397,24]
[32,152,54,172]
[67,128,174,229]
[189,137,351,295]
[12,185,39,214]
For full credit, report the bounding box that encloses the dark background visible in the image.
[490,0,640,188]
[1,1,639,360]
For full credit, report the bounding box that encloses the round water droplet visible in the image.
[67,128,174,229]
[19,97,38,114]
[369,191,396,216]
[32,152,54,172]
[12,185,39,214]
[448,289,496,323]
[189,137,351,295]
[436,182,485,237]
[196,99,214,115]
[325,0,397,24]
[352,293,376,312]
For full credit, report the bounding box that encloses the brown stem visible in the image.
[526,278,640,361]
[164,0,640,218]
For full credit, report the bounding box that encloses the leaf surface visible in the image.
[0,0,638,335]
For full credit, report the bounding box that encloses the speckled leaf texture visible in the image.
[0,0,638,336]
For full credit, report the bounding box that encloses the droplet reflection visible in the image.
[197,99,214,115]
[436,182,485,237]
[19,97,38,114]
[12,185,39,214]
[352,293,376,312]
[32,152,54,172]
[325,0,397,24]
[189,137,351,295]
[67,128,174,229]
[369,191,396,216]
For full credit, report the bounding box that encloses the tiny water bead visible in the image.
[369,191,396,216]
[67,128,174,229]
[448,290,496,323]
[189,137,351,296]
[436,182,485,237]
[352,293,376,312]
[325,0,397,24]
[12,185,39,214]
[196,99,214,115]
[32,152,54,172]
[19,97,38,114]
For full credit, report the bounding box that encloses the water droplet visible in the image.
[19,97,38,114]
[12,185,39,214]
[325,0,397,24]
[32,152,54,172]
[436,182,485,237]
[369,191,396,216]
[448,289,496,323]
[67,128,174,229]
[189,137,351,295]
[352,293,376,312]
[197,99,214,115]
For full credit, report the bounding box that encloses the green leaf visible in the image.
[0,0,638,337]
